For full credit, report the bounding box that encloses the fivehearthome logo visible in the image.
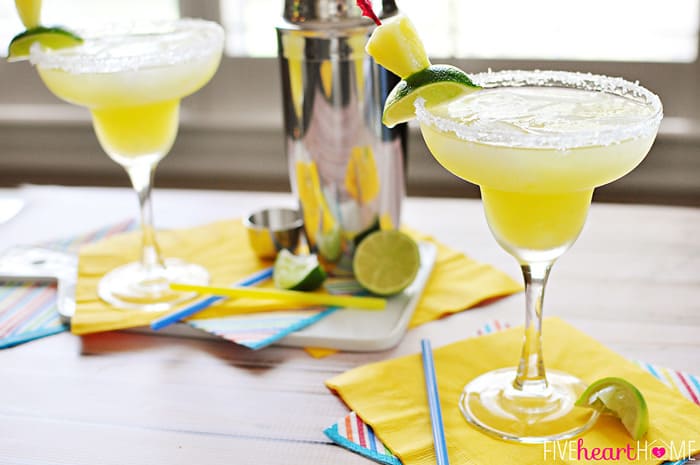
[543,438,697,461]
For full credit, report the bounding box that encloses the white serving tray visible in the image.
[125,242,437,352]
[276,241,437,352]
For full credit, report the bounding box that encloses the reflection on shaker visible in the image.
[281,33,305,125]
[345,146,380,204]
[295,159,342,265]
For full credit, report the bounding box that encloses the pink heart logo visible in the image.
[652,447,666,458]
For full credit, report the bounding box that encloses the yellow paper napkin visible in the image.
[326,318,700,465]
[72,219,286,334]
[72,220,521,337]
[405,229,521,328]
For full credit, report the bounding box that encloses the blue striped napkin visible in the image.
[0,220,136,349]
[1,219,341,351]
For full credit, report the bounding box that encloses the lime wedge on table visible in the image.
[352,230,420,296]
[382,64,481,128]
[7,26,83,62]
[273,250,327,291]
[576,377,649,440]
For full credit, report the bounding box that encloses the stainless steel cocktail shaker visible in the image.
[277,0,407,275]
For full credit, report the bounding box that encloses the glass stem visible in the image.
[513,260,554,394]
[126,162,164,273]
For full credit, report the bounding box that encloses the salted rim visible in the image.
[414,69,663,149]
[29,18,224,74]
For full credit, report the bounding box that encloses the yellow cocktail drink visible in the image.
[418,80,660,262]
[35,23,222,166]
[356,1,663,444]
[415,70,662,442]
[30,19,224,311]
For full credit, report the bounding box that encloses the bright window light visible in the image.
[0,0,179,57]
[1,0,697,63]
[219,0,699,63]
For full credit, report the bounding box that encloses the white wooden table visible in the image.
[0,185,698,464]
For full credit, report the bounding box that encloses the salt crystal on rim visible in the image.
[415,70,663,150]
[29,18,224,74]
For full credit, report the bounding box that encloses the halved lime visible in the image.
[576,377,649,440]
[7,26,83,62]
[382,64,480,128]
[353,230,420,296]
[273,249,327,291]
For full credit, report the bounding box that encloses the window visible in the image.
[0,0,179,58]
[214,0,700,134]
[1,0,698,112]
[402,0,699,63]
[218,0,699,63]
[219,0,277,57]
[0,0,698,203]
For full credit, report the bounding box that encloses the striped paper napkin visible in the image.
[0,220,135,349]
[1,219,342,351]
[187,307,336,350]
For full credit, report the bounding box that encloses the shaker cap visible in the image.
[282,0,397,27]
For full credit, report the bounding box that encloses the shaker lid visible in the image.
[282,0,397,28]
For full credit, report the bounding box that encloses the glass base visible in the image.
[459,367,598,443]
[98,258,209,312]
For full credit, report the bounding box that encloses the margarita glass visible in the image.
[29,19,224,312]
[415,70,662,443]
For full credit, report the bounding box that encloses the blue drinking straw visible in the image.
[421,339,450,465]
[150,266,274,331]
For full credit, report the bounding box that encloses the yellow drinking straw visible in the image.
[169,283,387,310]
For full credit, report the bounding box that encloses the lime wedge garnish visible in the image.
[363,12,481,128]
[352,230,420,296]
[365,13,431,79]
[273,250,327,291]
[576,377,649,440]
[382,64,481,128]
[7,26,83,62]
